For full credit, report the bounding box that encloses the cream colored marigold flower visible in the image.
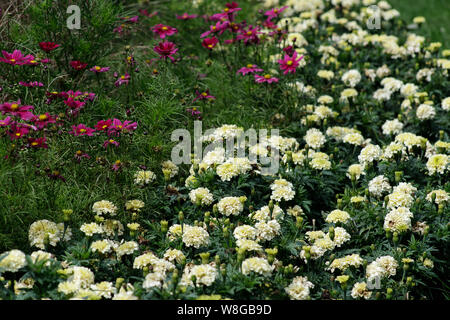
[134,170,156,186]
[341,69,361,87]
[80,222,104,237]
[426,190,449,204]
[180,264,217,287]
[351,282,372,300]
[125,199,145,212]
[162,160,179,178]
[347,163,364,180]
[416,104,436,120]
[358,144,382,166]
[217,196,245,216]
[343,132,365,146]
[216,162,240,181]
[382,119,404,135]
[90,239,117,254]
[285,276,314,300]
[0,249,26,272]
[326,209,351,224]
[384,207,413,233]
[441,97,450,111]
[426,154,448,175]
[115,241,139,259]
[304,128,326,149]
[255,219,281,242]
[92,200,117,216]
[163,249,185,264]
[327,254,364,272]
[233,225,257,240]
[236,239,262,252]
[189,187,214,206]
[366,255,398,281]
[182,225,209,248]
[241,257,273,276]
[28,219,68,249]
[368,175,391,197]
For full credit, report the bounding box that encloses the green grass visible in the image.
[389,0,450,48]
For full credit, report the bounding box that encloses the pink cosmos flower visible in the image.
[70,124,96,136]
[32,113,57,130]
[70,60,88,70]
[95,119,112,132]
[108,119,138,136]
[139,9,158,18]
[236,25,261,44]
[200,21,229,38]
[0,50,35,65]
[89,66,110,73]
[0,100,35,120]
[0,116,13,127]
[186,107,202,119]
[122,16,139,23]
[153,41,178,62]
[254,74,279,84]
[210,3,242,21]
[19,81,44,87]
[7,125,30,140]
[278,51,303,74]
[151,24,177,39]
[264,6,288,20]
[237,64,263,76]
[193,90,215,102]
[28,137,48,149]
[115,73,131,87]
[176,13,198,20]
[103,139,120,148]
[39,42,61,53]
[74,150,91,162]
[202,37,219,50]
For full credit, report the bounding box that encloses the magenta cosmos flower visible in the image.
[115,73,131,87]
[28,137,48,149]
[0,50,35,65]
[103,138,120,148]
[278,51,304,74]
[153,41,178,61]
[200,21,229,38]
[32,113,57,130]
[202,37,219,50]
[151,24,177,39]
[237,64,263,76]
[39,42,61,53]
[107,119,138,136]
[193,90,215,102]
[90,66,110,73]
[70,124,96,136]
[254,74,279,84]
[236,25,261,44]
[264,6,288,20]
[70,60,88,70]
[176,13,197,20]
[0,116,13,127]
[0,100,35,120]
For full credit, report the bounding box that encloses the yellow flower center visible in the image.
[10,59,16,63]
[76,150,82,155]
[115,160,121,165]
[109,139,115,143]
[102,125,108,129]
[30,60,36,64]
[10,104,19,111]
[39,114,48,121]
[95,66,101,71]
[162,26,168,31]
[247,64,253,68]
[224,8,229,12]
[31,142,38,146]
[15,133,21,136]
[264,74,271,79]
[202,92,208,96]
[80,129,86,133]
[287,60,293,66]
[121,75,125,80]
[118,125,123,129]
[212,26,217,31]
[207,44,213,48]
[247,31,252,36]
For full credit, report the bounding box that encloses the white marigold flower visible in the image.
[340,88,358,102]
[217,196,245,216]
[351,282,372,300]
[115,241,139,259]
[327,254,364,272]
[382,119,404,135]
[317,95,334,104]
[317,70,335,80]
[343,132,365,146]
[380,77,402,91]
[125,199,145,212]
[255,219,281,242]
[0,249,26,272]
[236,239,262,252]
[416,104,436,120]
[366,256,398,281]
[28,219,65,250]
[251,204,284,221]
[326,210,351,224]
[233,225,257,240]
[426,154,448,175]
[305,230,325,242]
[387,191,414,209]
[373,88,392,101]
[384,207,413,233]
[180,264,217,287]
[101,219,124,237]
[341,69,361,87]
[304,128,326,149]
[182,225,209,248]
[426,190,449,204]
[270,179,295,202]
[285,276,314,300]
[216,162,240,181]
[30,250,53,265]
[416,68,434,82]
[162,160,179,178]
[393,182,417,195]
[347,163,365,180]
[241,257,274,276]
[67,266,95,289]
[92,200,117,216]
[142,272,165,289]
[395,132,425,151]
[368,175,391,197]
[90,281,116,299]
[163,249,186,264]
[134,170,156,186]
[189,187,214,206]
[331,227,351,247]
[358,144,382,167]
[167,224,183,241]
[133,252,158,269]
[400,83,418,97]
[441,97,450,111]
[90,239,117,254]
[80,222,104,237]
[382,142,406,160]
[112,286,138,300]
